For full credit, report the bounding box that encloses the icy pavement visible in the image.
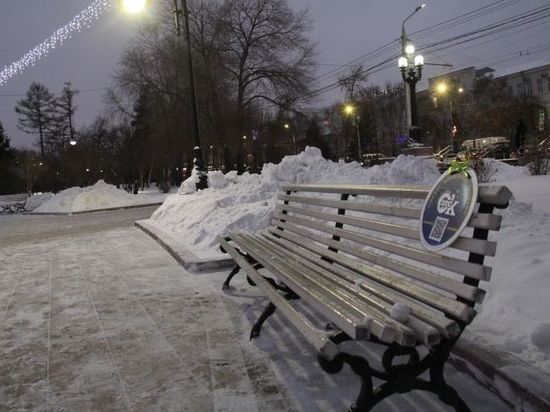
[0,209,511,411]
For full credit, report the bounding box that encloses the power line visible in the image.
[312,0,524,86]
[284,3,550,110]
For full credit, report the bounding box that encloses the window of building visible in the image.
[516,83,523,96]
[537,78,543,94]
[539,110,545,131]
[524,79,533,96]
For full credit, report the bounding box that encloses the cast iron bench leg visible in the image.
[430,358,471,412]
[250,302,276,339]
[222,265,241,290]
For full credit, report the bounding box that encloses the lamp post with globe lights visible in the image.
[398,44,424,143]
[399,4,426,143]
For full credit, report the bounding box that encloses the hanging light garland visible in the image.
[0,0,113,87]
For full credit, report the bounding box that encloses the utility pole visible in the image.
[174,0,208,190]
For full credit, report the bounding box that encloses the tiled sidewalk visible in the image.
[0,211,510,411]
[1,225,293,411]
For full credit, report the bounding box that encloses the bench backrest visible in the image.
[0,194,28,204]
[271,183,512,328]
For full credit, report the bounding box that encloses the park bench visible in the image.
[218,182,512,411]
[0,194,28,214]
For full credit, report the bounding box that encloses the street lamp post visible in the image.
[399,4,426,143]
[284,123,297,155]
[435,83,464,152]
[173,0,208,190]
[344,104,362,162]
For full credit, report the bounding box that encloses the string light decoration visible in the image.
[0,0,113,87]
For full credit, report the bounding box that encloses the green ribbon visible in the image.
[448,159,470,176]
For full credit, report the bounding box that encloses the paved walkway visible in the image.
[0,209,511,411]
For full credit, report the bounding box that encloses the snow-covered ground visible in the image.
[30,180,169,213]
[149,147,550,374]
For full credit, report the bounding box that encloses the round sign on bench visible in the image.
[419,168,478,251]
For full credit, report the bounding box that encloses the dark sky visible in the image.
[1,0,549,148]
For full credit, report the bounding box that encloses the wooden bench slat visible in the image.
[271,218,484,303]
[241,233,419,345]
[278,194,421,219]
[477,185,513,207]
[269,221,483,303]
[231,234,397,342]
[282,184,513,207]
[282,184,430,199]
[468,213,502,230]
[254,233,441,346]
[266,227,474,322]
[275,206,497,256]
[237,235,417,346]
[262,232,461,339]
[273,215,492,280]
[218,236,339,360]
[227,235,376,339]
[278,194,503,231]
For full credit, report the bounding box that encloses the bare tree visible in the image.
[110,0,316,173]
[55,82,79,149]
[217,0,316,120]
[338,65,368,101]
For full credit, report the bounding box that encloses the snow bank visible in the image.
[25,192,54,211]
[473,196,550,372]
[150,147,550,373]
[486,159,529,182]
[33,180,167,213]
[150,147,440,251]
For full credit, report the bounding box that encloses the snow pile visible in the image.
[25,192,54,211]
[487,159,529,181]
[473,195,550,372]
[150,147,441,251]
[33,180,165,213]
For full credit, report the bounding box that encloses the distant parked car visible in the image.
[362,153,393,167]
[459,136,513,159]
[461,136,508,150]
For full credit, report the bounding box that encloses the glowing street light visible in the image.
[122,0,147,14]
[436,82,448,94]
[344,104,355,115]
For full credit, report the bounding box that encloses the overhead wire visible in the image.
[313,0,522,85]
[274,2,550,111]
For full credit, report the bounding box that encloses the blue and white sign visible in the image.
[419,169,478,251]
